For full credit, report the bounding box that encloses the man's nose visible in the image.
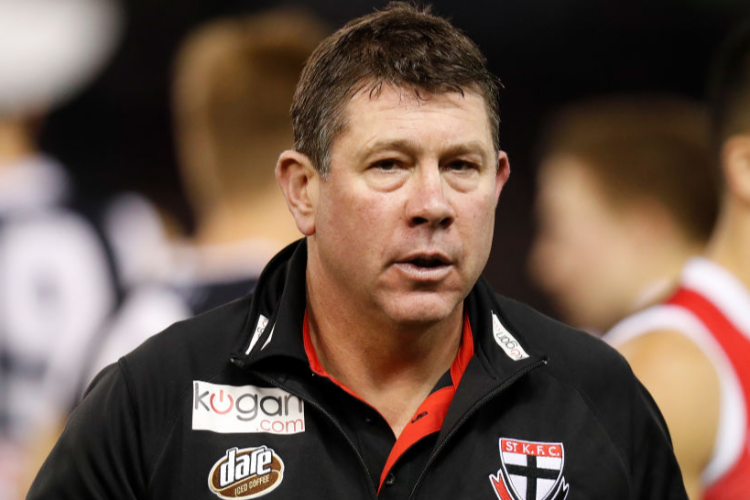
[405,165,456,228]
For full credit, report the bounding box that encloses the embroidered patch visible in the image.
[208,446,284,499]
[492,313,530,361]
[489,438,569,500]
[193,381,305,434]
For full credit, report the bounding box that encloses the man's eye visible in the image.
[445,160,477,172]
[372,159,399,171]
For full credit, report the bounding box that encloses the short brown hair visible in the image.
[539,95,719,242]
[173,9,327,199]
[291,2,500,175]
[710,19,750,156]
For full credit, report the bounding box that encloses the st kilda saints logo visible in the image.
[208,446,284,499]
[489,438,569,500]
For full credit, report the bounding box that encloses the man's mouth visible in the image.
[394,253,453,281]
[409,256,449,269]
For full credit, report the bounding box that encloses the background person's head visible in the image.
[0,0,121,165]
[709,19,750,216]
[530,95,718,334]
[701,19,750,278]
[710,19,750,158]
[172,9,327,229]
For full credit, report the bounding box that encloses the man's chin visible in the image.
[379,293,463,328]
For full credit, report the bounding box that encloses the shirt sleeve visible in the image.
[27,362,147,500]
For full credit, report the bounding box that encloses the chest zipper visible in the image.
[229,357,378,499]
[408,358,548,500]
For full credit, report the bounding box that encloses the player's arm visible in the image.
[618,330,720,500]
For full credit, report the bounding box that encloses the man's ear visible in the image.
[275,150,318,236]
[494,150,511,203]
[722,134,750,205]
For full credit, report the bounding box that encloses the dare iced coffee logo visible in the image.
[208,446,284,499]
[193,381,305,434]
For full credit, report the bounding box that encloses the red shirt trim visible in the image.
[302,312,475,493]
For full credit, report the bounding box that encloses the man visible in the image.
[28,4,687,499]
[530,96,717,336]
[607,23,750,500]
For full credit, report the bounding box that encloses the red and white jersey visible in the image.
[607,258,750,499]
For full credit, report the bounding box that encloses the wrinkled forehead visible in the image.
[348,79,491,113]
[336,80,494,141]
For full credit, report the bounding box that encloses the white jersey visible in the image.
[0,156,118,499]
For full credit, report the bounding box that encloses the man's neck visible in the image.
[193,192,301,248]
[629,239,704,311]
[706,200,750,290]
[305,282,464,437]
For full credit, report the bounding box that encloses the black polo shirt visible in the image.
[302,313,474,498]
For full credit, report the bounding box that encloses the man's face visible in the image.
[529,156,643,333]
[306,85,508,327]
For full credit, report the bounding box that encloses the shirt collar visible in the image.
[234,239,545,382]
[303,309,475,400]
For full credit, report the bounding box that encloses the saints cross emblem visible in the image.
[489,438,569,500]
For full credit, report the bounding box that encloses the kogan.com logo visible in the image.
[193,381,305,434]
[208,446,284,499]
[492,313,529,361]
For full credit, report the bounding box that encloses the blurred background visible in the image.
[36,0,748,316]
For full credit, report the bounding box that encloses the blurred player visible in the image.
[530,96,718,335]
[82,8,328,385]
[170,8,327,310]
[0,0,122,498]
[608,25,750,500]
[17,9,327,497]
